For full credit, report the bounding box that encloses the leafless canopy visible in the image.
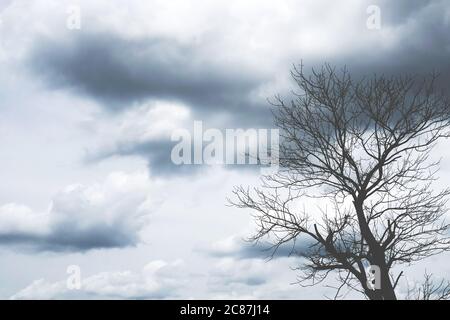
[230,64,450,300]
[406,273,450,300]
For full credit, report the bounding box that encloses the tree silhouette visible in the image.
[230,64,450,300]
[406,273,450,300]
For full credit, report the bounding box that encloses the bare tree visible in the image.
[230,64,450,300]
[406,273,450,300]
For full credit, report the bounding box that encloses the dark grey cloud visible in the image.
[86,130,276,176]
[25,0,450,113]
[376,0,433,25]
[0,224,138,252]
[203,235,315,261]
[25,0,450,175]
[28,31,277,175]
[28,31,272,126]
[337,0,450,81]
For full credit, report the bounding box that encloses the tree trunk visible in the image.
[354,199,397,300]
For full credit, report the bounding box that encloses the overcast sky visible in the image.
[0,0,450,299]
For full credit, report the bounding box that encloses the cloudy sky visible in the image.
[0,0,450,299]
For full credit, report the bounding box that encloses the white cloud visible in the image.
[85,101,191,161]
[0,203,49,235]
[0,171,159,251]
[205,256,333,299]
[11,259,185,299]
